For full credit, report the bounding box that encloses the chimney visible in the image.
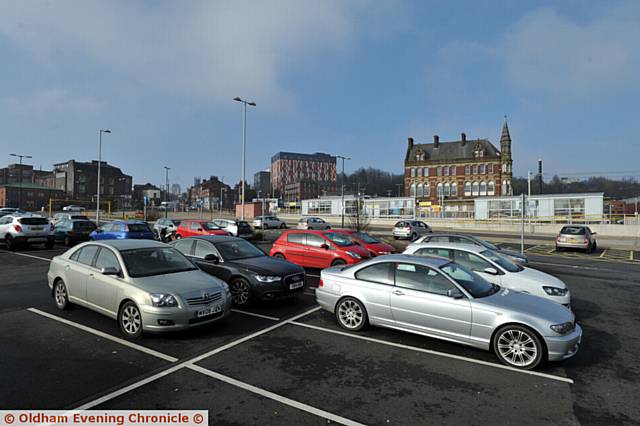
[408,137,414,148]
[433,135,440,148]
[461,132,467,146]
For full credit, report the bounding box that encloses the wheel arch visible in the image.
[490,322,549,360]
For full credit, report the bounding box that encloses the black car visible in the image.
[53,218,97,246]
[170,236,305,306]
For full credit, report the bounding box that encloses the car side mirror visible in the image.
[197,228,203,232]
[483,267,499,275]
[320,243,329,250]
[96,229,103,233]
[592,232,597,235]
[101,266,120,275]
[204,254,219,263]
[447,288,464,299]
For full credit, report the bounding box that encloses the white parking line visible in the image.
[27,308,178,362]
[306,273,321,278]
[290,321,574,385]
[599,249,607,258]
[524,245,541,253]
[0,250,53,262]
[188,364,365,426]
[231,309,279,321]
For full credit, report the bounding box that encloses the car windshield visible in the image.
[201,222,221,230]
[324,232,354,247]
[560,226,586,235]
[353,231,379,244]
[127,223,151,233]
[480,249,522,273]
[471,236,498,250]
[440,263,499,298]
[120,247,197,278]
[171,220,182,226]
[214,240,265,260]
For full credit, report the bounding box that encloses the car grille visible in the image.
[185,291,222,306]
[284,273,305,285]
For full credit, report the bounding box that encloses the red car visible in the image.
[176,220,229,238]
[334,229,395,257]
[270,230,370,268]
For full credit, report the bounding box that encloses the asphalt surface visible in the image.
[1,239,639,425]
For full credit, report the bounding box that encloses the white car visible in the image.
[0,214,55,250]
[252,216,286,229]
[212,219,253,237]
[404,243,571,307]
[63,205,86,212]
[297,217,331,230]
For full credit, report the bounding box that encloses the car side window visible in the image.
[111,223,123,232]
[395,263,454,295]
[101,223,113,232]
[95,248,121,271]
[194,240,218,258]
[172,239,194,255]
[429,236,450,243]
[306,234,326,247]
[415,248,452,260]
[69,247,82,261]
[450,236,468,244]
[454,250,492,272]
[287,233,305,244]
[355,262,394,285]
[190,221,201,230]
[76,245,100,266]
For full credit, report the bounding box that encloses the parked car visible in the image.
[297,217,331,230]
[62,205,85,212]
[52,212,89,226]
[404,243,570,306]
[392,220,431,240]
[170,236,305,306]
[153,218,182,241]
[252,215,287,229]
[212,219,253,237]
[53,219,97,246]
[0,214,54,250]
[90,220,155,241]
[414,232,528,264]
[335,229,395,257]
[316,254,581,369]
[47,240,232,338]
[556,225,597,253]
[176,220,229,239]
[270,230,370,268]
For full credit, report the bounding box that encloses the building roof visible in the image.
[0,183,62,190]
[405,137,500,163]
[271,152,336,163]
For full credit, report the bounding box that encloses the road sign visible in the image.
[143,196,148,206]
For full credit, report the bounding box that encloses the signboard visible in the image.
[143,196,148,206]
[419,201,432,207]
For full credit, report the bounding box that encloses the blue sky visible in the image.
[1,0,638,190]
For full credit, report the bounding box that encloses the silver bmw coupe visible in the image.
[47,239,232,338]
[316,254,581,369]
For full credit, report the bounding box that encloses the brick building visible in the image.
[282,179,339,204]
[403,119,513,208]
[271,152,336,195]
[0,183,64,210]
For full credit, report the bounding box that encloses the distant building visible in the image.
[0,163,54,187]
[283,179,338,204]
[188,176,231,210]
[133,183,162,206]
[254,170,271,196]
[271,152,337,195]
[0,183,64,210]
[171,183,181,196]
[404,118,513,210]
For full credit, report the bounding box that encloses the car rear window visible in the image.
[395,221,407,227]
[127,223,151,232]
[73,221,96,231]
[560,226,586,235]
[171,220,182,226]
[19,217,49,225]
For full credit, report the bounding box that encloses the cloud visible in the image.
[0,0,396,108]
[1,88,100,116]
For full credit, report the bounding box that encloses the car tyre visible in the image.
[5,236,16,251]
[119,301,143,339]
[229,278,252,306]
[280,223,286,229]
[175,234,182,240]
[64,236,72,247]
[411,232,418,241]
[493,325,544,370]
[53,279,70,310]
[331,259,347,266]
[45,239,54,249]
[273,253,285,260]
[335,297,368,331]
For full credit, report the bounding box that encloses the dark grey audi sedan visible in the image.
[170,236,305,306]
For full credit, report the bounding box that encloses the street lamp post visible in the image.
[163,166,170,219]
[9,153,32,209]
[233,97,256,221]
[336,155,351,227]
[96,129,111,224]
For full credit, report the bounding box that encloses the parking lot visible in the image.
[1,241,640,425]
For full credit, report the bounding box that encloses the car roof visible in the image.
[110,220,147,224]
[188,235,244,243]
[284,229,329,235]
[92,239,165,250]
[409,242,487,253]
[367,253,451,268]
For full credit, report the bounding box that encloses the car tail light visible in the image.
[13,224,22,233]
[319,279,324,287]
[584,238,589,244]
[405,226,411,230]
[50,224,54,231]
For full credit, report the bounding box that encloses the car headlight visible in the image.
[378,251,391,255]
[222,282,231,296]
[550,321,575,335]
[345,251,361,259]
[255,275,282,283]
[543,286,568,296]
[150,293,178,307]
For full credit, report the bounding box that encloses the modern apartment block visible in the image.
[271,152,336,195]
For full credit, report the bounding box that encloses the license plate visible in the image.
[29,238,46,242]
[289,281,304,290]
[196,304,223,318]
[31,227,43,231]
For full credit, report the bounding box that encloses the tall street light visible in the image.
[336,155,351,227]
[9,153,32,209]
[233,96,256,220]
[96,129,111,224]
[163,166,171,218]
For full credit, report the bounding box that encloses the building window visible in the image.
[410,168,416,177]
[436,167,442,176]
[472,165,478,174]
[464,182,471,196]
[444,183,450,197]
[451,166,456,176]
[480,164,486,174]
[417,168,422,177]
[424,167,429,176]
[410,183,416,197]
[472,182,479,196]
[425,183,430,197]
[451,183,457,196]
[26,191,34,198]
[480,181,487,195]
[444,166,449,176]
[465,165,470,175]
[488,163,494,174]
[436,183,443,196]
[308,200,332,215]
[38,192,45,198]
[488,181,495,196]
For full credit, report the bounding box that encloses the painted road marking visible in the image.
[631,251,635,261]
[599,249,607,258]
[0,250,53,262]
[231,309,279,321]
[290,321,574,385]
[524,245,541,252]
[546,247,556,254]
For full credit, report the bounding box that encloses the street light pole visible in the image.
[233,97,256,221]
[96,129,111,224]
[336,155,351,228]
[163,166,170,218]
[9,153,32,209]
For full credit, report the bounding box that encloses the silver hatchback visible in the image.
[47,240,232,338]
[392,220,431,240]
[316,254,581,369]
[556,225,597,253]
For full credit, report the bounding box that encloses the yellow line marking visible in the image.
[525,245,540,252]
[599,249,607,258]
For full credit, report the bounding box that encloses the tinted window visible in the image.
[560,226,586,235]
[416,248,452,260]
[215,240,264,260]
[19,217,49,225]
[440,263,498,298]
[324,232,353,247]
[353,232,379,244]
[306,234,327,247]
[73,221,96,231]
[454,250,492,272]
[128,223,151,233]
[76,245,100,266]
[355,263,394,285]
[287,233,305,244]
[395,221,407,227]
[194,240,217,258]
[429,236,450,243]
[480,249,521,273]
[395,263,454,295]
[172,239,194,255]
[95,248,121,271]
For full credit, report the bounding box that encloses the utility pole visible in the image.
[9,153,32,209]
[336,155,351,227]
[163,166,170,219]
[233,97,256,221]
[521,193,525,254]
[96,129,111,224]
[537,159,543,194]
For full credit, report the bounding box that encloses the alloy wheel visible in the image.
[121,305,142,336]
[496,328,539,368]
[231,279,251,305]
[337,299,364,330]
[54,281,68,309]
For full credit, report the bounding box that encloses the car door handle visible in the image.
[88,273,94,277]
[64,265,70,270]
[392,290,404,296]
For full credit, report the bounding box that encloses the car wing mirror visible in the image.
[447,288,464,299]
[483,267,499,275]
[204,254,220,263]
[101,266,120,275]
[591,232,597,235]
[320,243,329,250]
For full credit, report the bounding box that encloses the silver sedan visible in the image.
[316,254,581,369]
[47,239,232,338]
